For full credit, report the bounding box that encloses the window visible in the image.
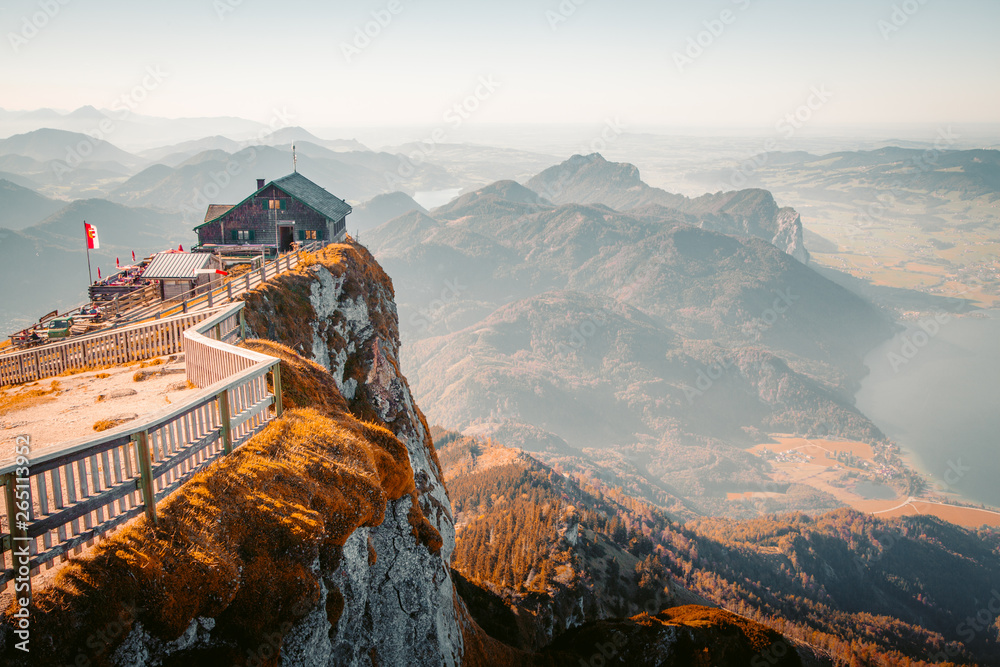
[232,230,254,242]
[269,199,287,210]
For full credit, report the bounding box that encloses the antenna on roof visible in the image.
[292,143,297,173]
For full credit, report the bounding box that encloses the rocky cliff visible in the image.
[243,242,465,665]
[0,242,475,666]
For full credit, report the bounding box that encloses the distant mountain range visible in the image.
[360,163,899,518]
[696,146,1000,201]
[350,192,427,233]
[0,106,289,151]
[0,199,187,330]
[109,144,454,217]
[528,154,809,262]
[0,179,63,230]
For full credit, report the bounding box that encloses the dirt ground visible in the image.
[0,355,196,466]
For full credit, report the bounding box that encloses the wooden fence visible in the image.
[0,302,282,596]
[0,240,327,384]
[0,309,228,387]
[116,240,327,327]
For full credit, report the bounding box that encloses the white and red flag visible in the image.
[85,223,100,249]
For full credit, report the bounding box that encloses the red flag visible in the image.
[132,251,136,262]
[97,267,101,280]
[178,244,183,251]
[116,257,120,268]
[84,223,99,250]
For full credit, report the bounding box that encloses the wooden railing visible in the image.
[0,308,232,387]
[117,240,327,326]
[0,302,283,595]
[1,241,327,372]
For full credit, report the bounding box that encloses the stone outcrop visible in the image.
[0,242,469,667]
[244,242,465,666]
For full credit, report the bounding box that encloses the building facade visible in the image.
[194,172,351,256]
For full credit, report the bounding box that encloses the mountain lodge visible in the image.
[194,172,351,257]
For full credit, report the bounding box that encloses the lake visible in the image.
[413,188,462,210]
[856,310,1000,507]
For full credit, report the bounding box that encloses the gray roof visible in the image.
[272,172,352,221]
[196,172,352,230]
[143,252,214,280]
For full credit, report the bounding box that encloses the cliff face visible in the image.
[243,243,464,666]
[0,242,469,667]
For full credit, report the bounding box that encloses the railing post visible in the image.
[239,309,247,341]
[214,323,222,341]
[219,390,233,455]
[272,362,283,417]
[208,289,214,308]
[3,472,31,603]
[135,431,156,525]
[227,282,233,302]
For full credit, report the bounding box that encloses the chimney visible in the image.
[256,178,265,190]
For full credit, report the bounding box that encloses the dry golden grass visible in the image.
[95,372,110,379]
[56,363,114,377]
[92,418,129,432]
[0,380,60,416]
[0,241,451,665]
[9,338,433,665]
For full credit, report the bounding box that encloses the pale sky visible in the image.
[2,0,998,129]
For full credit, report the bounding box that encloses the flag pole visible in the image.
[84,220,93,285]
